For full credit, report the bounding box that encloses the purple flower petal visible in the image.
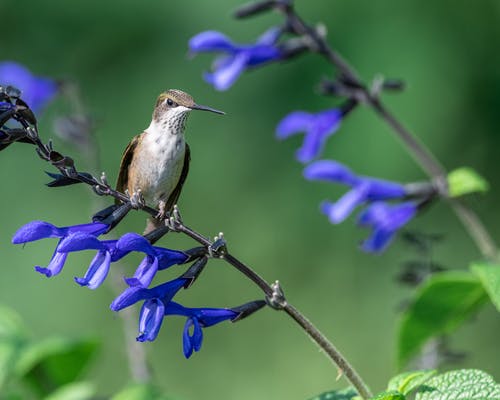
[304,160,359,186]
[74,250,111,289]
[277,109,342,162]
[297,110,341,162]
[196,308,238,327]
[204,52,249,91]
[116,233,155,255]
[110,278,186,311]
[183,319,195,358]
[360,228,396,253]
[64,222,109,236]
[363,179,406,200]
[320,183,371,224]
[189,31,236,53]
[137,299,165,342]
[124,256,158,288]
[35,246,68,277]
[256,27,281,46]
[245,45,281,66]
[357,202,417,253]
[295,124,332,163]
[0,61,57,112]
[12,221,60,243]
[276,111,314,140]
[58,232,105,252]
[191,318,203,352]
[156,247,188,270]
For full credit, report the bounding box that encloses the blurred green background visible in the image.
[1,0,499,398]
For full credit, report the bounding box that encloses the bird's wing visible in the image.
[165,143,191,212]
[115,134,141,205]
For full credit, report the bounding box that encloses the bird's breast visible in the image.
[130,132,186,205]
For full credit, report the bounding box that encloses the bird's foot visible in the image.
[164,204,183,232]
[128,189,145,209]
[155,200,168,221]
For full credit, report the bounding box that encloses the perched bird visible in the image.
[116,89,224,233]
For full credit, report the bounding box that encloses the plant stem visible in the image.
[284,303,372,399]
[282,4,499,262]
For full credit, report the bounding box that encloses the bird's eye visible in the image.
[166,98,177,107]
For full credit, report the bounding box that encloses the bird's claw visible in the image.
[163,205,182,232]
[208,232,227,258]
[128,189,145,209]
[155,200,168,221]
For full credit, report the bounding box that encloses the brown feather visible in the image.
[115,134,142,205]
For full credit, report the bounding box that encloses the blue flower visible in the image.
[276,109,343,163]
[12,221,109,277]
[189,28,282,90]
[110,277,187,314]
[357,202,417,253]
[110,277,188,342]
[0,62,57,111]
[163,302,238,358]
[57,234,129,289]
[115,233,189,288]
[304,160,407,223]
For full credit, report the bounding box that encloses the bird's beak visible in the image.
[191,103,225,115]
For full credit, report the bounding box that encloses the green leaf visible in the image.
[307,388,359,400]
[111,383,172,400]
[44,382,96,400]
[415,369,500,400]
[447,167,489,197]
[397,272,487,367]
[471,262,500,312]
[15,337,99,396]
[371,391,405,400]
[388,370,437,395]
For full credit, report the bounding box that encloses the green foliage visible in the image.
[371,390,405,400]
[387,370,436,395]
[414,369,500,400]
[15,337,99,395]
[307,388,359,400]
[397,272,488,367]
[44,382,96,400]
[0,304,100,398]
[370,369,499,400]
[447,167,489,198]
[471,262,500,312]
[111,383,173,400]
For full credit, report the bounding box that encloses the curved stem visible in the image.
[284,303,372,399]
[282,4,499,262]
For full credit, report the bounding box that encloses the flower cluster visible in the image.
[189,27,283,91]
[12,220,259,357]
[189,9,437,254]
[304,161,419,252]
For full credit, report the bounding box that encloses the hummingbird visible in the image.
[116,89,224,234]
